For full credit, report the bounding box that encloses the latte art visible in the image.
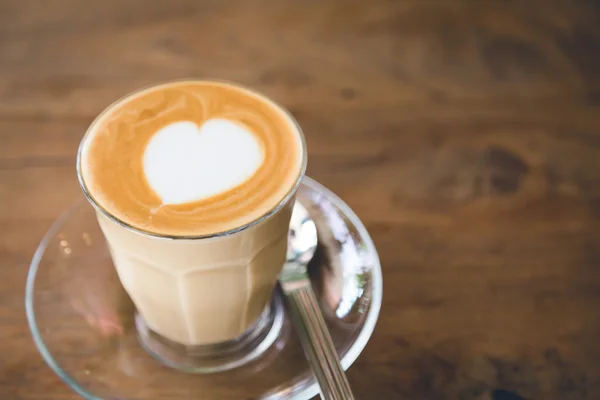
[80,81,303,236]
[143,119,264,205]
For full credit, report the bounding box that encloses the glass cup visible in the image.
[76,81,307,373]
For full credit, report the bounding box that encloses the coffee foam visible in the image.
[80,81,303,236]
[143,119,264,205]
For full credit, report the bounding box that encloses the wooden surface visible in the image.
[1,0,600,399]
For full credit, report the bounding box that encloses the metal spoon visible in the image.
[281,202,355,400]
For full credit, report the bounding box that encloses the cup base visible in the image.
[135,293,284,373]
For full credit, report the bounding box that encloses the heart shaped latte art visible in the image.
[143,119,264,205]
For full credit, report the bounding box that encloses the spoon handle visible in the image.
[286,285,355,400]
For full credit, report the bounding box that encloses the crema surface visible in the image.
[80,81,303,236]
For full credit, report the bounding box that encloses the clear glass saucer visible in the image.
[26,177,382,400]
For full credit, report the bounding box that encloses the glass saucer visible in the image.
[26,177,382,400]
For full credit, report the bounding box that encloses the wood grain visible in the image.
[1,0,600,399]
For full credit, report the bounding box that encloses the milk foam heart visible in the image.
[143,119,264,205]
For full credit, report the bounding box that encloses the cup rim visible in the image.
[76,79,308,241]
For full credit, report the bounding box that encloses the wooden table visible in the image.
[1,1,600,399]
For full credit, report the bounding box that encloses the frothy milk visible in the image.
[78,81,306,346]
[143,119,264,205]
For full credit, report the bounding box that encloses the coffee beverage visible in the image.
[80,81,302,236]
[78,81,305,346]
